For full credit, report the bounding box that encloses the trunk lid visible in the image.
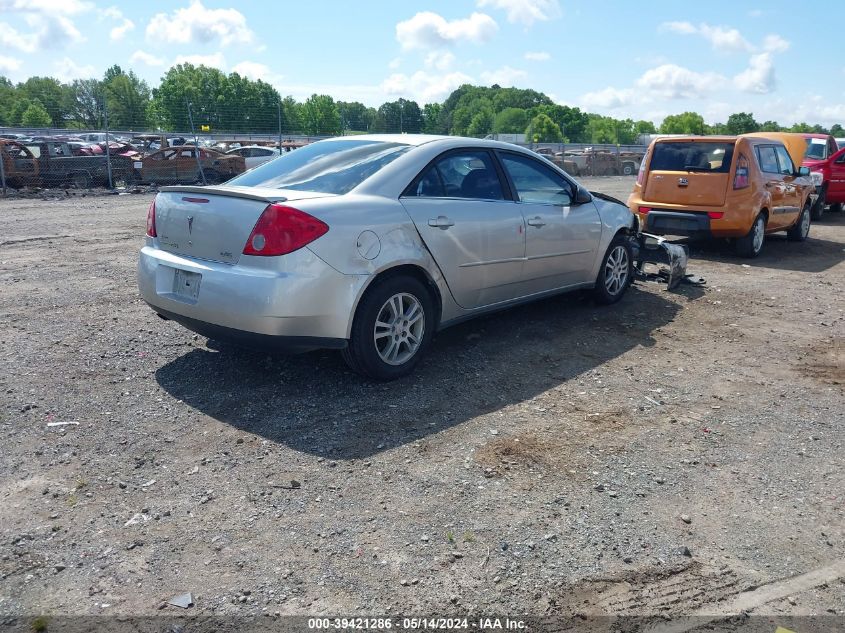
[643,140,735,207]
[153,185,334,264]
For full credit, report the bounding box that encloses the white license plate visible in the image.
[173,269,201,300]
[133,161,142,168]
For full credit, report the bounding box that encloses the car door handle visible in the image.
[428,216,455,229]
[527,216,546,227]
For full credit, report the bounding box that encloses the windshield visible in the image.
[804,138,828,160]
[227,140,411,194]
[650,142,735,173]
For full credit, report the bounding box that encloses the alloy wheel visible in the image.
[373,293,425,366]
[604,245,630,296]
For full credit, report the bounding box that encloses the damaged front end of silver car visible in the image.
[630,233,703,290]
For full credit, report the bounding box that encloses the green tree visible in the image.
[634,120,657,136]
[467,108,494,137]
[104,70,150,130]
[526,113,562,142]
[301,94,341,135]
[725,112,759,135]
[660,112,705,135]
[493,107,528,134]
[152,64,229,131]
[281,96,302,134]
[422,103,444,134]
[18,77,71,127]
[0,77,16,126]
[21,100,52,127]
[69,78,104,128]
[760,120,783,132]
[830,123,844,137]
[337,101,375,132]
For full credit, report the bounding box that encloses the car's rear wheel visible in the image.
[830,202,843,213]
[787,203,811,242]
[342,275,434,381]
[592,235,633,305]
[70,171,91,189]
[735,213,765,258]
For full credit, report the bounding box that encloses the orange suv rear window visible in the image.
[651,142,735,173]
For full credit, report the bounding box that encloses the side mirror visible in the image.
[573,186,592,205]
[798,166,810,176]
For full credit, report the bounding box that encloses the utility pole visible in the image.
[277,100,283,152]
[104,98,113,189]
[187,100,206,185]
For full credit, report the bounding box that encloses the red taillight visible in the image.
[639,206,651,214]
[146,199,156,237]
[707,211,724,219]
[242,204,329,257]
[636,149,649,186]
[733,154,750,190]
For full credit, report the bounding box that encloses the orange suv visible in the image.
[628,135,816,257]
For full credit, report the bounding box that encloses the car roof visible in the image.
[742,132,810,167]
[653,135,737,142]
[228,145,277,150]
[316,133,540,152]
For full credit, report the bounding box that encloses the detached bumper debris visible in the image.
[632,233,704,290]
[167,592,194,609]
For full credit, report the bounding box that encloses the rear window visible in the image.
[227,140,411,194]
[804,138,829,160]
[650,142,735,173]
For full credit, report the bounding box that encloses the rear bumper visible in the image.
[149,305,346,352]
[641,211,712,237]
[138,241,367,343]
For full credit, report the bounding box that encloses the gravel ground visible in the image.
[0,177,843,623]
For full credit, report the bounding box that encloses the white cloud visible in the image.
[733,52,776,94]
[480,65,527,86]
[231,61,284,85]
[660,21,752,52]
[130,50,166,67]
[580,86,634,110]
[524,51,550,61]
[382,70,473,103]
[0,54,22,74]
[762,34,790,53]
[0,14,85,52]
[661,21,696,35]
[388,57,402,70]
[476,0,561,26]
[637,64,727,99]
[174,52,227,70]
[103,6,134,41]
[396,12,498,50]
[146,0,254,46]
[424,51,456,71]
[54,56,96,79]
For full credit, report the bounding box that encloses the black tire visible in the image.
[787,203,811,242]
[810,192,825,221]
[735,213,766,258]
[830,202,843,213]
[592,235,633,305]
[622,163,635,176]
[342,275,435,381]
[70,171,91,189]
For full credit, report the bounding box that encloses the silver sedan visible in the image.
[138,135,637,380]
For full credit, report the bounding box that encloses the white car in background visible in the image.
[225,145,281,169]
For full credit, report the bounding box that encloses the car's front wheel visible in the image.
[592,235,633,304]
[342,275,434,381]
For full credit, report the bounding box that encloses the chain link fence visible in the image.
[0,125,647,195]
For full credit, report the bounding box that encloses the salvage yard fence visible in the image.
[0,124,647,195]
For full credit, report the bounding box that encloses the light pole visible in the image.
[187,99,206,185]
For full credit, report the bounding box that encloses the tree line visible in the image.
[1,64,842,141]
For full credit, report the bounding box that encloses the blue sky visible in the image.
[1,0,843,126]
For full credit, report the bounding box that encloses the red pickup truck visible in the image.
[802,133,845,217]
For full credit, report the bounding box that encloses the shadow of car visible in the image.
[154,285,681,460]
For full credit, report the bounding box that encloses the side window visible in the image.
[407,151,505,200]
[180,149,194,158]
[756,146,780,174]
[500,152,573,205]
[774,146,794,175]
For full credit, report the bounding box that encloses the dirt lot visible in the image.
[0,177,843,625]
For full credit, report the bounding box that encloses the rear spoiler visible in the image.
[158,185,288,204]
